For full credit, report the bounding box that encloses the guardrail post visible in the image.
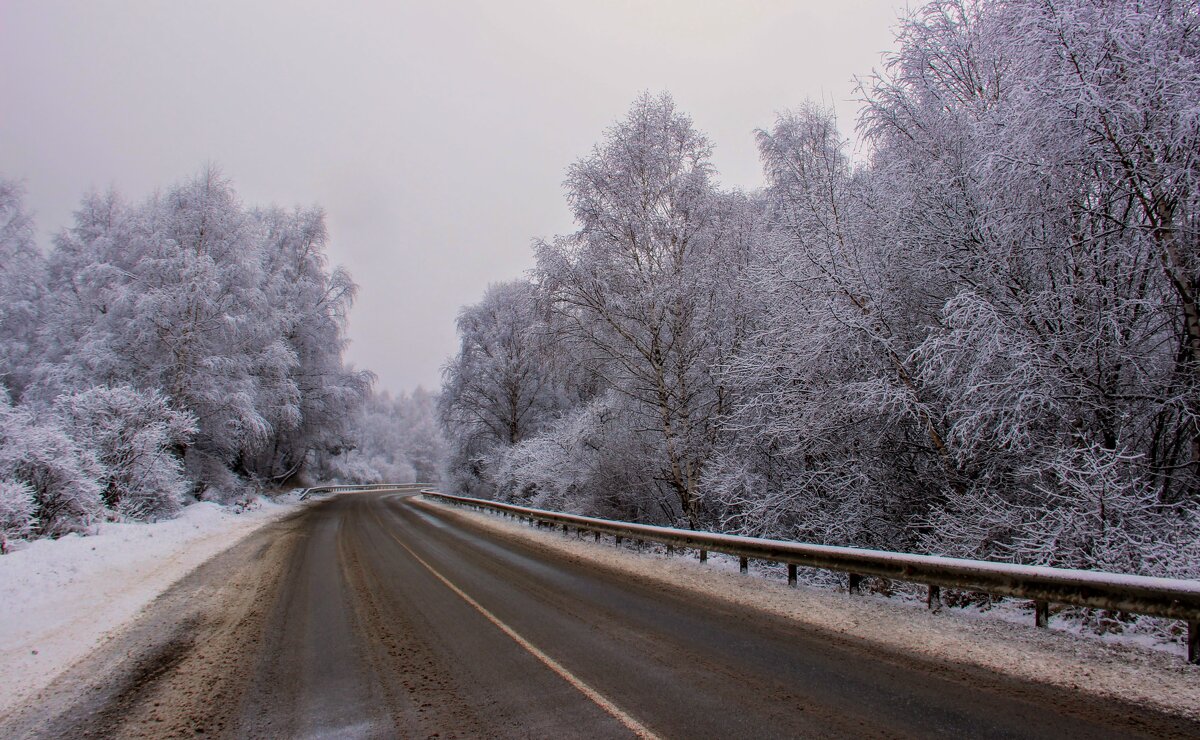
[787,563,797,587]
[1034,600,1050,628]
[740,557,749,574]
[699,549,707,563]
[848,573,862,594]
[927,585,942,612]
[594,531,600,542]
[615,535,622,546]
[562,524,569,536]
[1188,621,1198,664]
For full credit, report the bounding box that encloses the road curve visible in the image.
[3,491,1197,738]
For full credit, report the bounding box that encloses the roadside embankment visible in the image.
[0,495,305,717]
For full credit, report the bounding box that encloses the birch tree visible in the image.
[856,0,1200,571]
[439,279,565,494]
[535,92,751,528]
[0,179,45,400]
[36,169,368,498]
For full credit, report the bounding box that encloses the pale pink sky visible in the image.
[0,1,905,392]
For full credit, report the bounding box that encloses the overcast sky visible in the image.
[1,1,904,394]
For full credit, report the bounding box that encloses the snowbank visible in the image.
[0,495,302,717]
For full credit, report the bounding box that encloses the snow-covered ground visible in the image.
[427,499,1200,721]
[0,495,304,717]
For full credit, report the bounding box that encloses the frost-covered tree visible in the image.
[438,2,1200,584]
[37,170,275,479]
[706,0,1200,577]
[705,102,948,548]
[0,179,45,400]
[0,391,104,537]
[54,385,197,520]
[0,165,372,539]
[34,168,368,498]
[536,92,753,528]
[325,387,447,485]
[850,0,1200,572]
[239,205,372,485]
[397,387,449,483]
[440,279,568,494]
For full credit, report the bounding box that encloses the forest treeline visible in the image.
[0,169,442,549]
[440,0,1200,583]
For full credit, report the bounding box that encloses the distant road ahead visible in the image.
[3,492,1196,738]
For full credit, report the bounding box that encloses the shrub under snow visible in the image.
[54,385,197,521]
[0,397,104,537]
[0,479,34,553]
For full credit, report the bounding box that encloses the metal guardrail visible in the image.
[300,483,430,499]
[416,489,1200,664]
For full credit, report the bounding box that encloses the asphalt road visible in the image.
[3,491,1198,739]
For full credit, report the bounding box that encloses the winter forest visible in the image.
[441,0,1200,584]
[0,169,444,550]
[2,0,1198,597]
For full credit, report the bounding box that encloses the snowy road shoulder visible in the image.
[424,498,1200,722]
[0,495,304,717]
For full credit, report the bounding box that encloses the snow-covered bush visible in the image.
[55,385,197,521]
[921,445,1200,580]
[0,479,35,552]
[184,448,252,504]
[0,395,104,537]
[489,392,663,522]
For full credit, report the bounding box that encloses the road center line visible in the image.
[369,505,660,740]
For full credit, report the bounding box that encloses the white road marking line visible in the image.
[370,507,660,740]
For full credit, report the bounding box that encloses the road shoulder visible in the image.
[0,495,305,719]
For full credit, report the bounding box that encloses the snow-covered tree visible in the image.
[397,387,449,483]
[849,0,1200,572]
[0,179,45,400]
[0,391,104,537]
[239,204,372,485]
[536,92,753,528]
[35,168,368,498]
[325,387,447,485]
[440,279,568,494]
[701,0,1200,576]
[37,170,274,477]
[54,385,197,520]
[705,102,947,548]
